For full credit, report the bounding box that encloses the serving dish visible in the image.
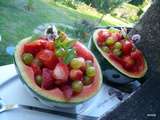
[14,25,102,108]
[89,26,147,84]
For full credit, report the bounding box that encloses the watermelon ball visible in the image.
[72,81,83,93]
[22,53,34,65]
[114,42,122,49]
[105,37,116,46]
[101,46,110,53]
[83,76,93,85]
[86,66,96,77]
[35,75,43,86]
[97,30,111,45]
[113,49,122,57]
[70,69,83,81]
[70,57,85,69]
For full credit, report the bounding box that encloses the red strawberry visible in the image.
[24,41,43,55]
[41,68,54,90]
[36,39,55,51]
[122,41,133,55]
[73,41,93,61]
[53,63,69,85]
[97,30,111,45]
[70,69,83,81]
[61,85,73,99]
[31,63,41,75]
[131,49,145,70]
[36,39,48,48]
[45,41,55,51]
[123,56,135,70]
[131,49,143,61]
[112,32,123,41]
[36,49,58,69]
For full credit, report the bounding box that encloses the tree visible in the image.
[95,0,128,25]
[79,0,127,13]
[129,0,144,5]
[79,0,128,25]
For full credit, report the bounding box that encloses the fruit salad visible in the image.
[21,30,97,99]
[96,28,145,73]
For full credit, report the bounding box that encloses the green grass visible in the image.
[0,0,128,65]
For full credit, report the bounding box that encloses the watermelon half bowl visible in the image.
[89,26,148,84]
[14,35,103,108]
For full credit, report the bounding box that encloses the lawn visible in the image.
[0,0,128,65]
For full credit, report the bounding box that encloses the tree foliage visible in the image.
[79,0,128,13]
[129,0,144,5]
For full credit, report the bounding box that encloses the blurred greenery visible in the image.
[0,0,150,65]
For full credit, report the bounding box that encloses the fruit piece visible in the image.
[85,60,93,68]
[70,57,85,69]
[73,41,93,61]
[32,58,43,67]
[97,30,111,45]
[86,66,96,77]
[78,57,86,69]
[109,53,125,66]
[131,49,145,69]
[61,85,73,99]
[92,28,147,80]
[45,40,55,51]
[70,69,83,81]
[31,63,42,75]
[72,81,83,93]
[23,41,43,55]
[122,41,133,55]
[112,32,123,41]
[105,37,116,46]
[37,39,55,51]
[41,68,54,90]
[123,56,135,70]
[101,46,110,53]
[15,36,102,104]
[131,49,143,61]
[37,49,58,69]
[35,75,43,86]
[53,63,69,85]
[83,76,93,85]
[79,57,86,72]
[113,49,122,57]
[114,42,122,49]
[22,53,34,65]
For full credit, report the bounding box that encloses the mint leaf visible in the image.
[55,39,63,49]
[54,36,77,64]
[63,40,77,49]
[63,49,76,64]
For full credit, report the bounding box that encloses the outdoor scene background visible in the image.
[0,0,151,65]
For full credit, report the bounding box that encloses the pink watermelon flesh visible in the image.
[41,68,55,90]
